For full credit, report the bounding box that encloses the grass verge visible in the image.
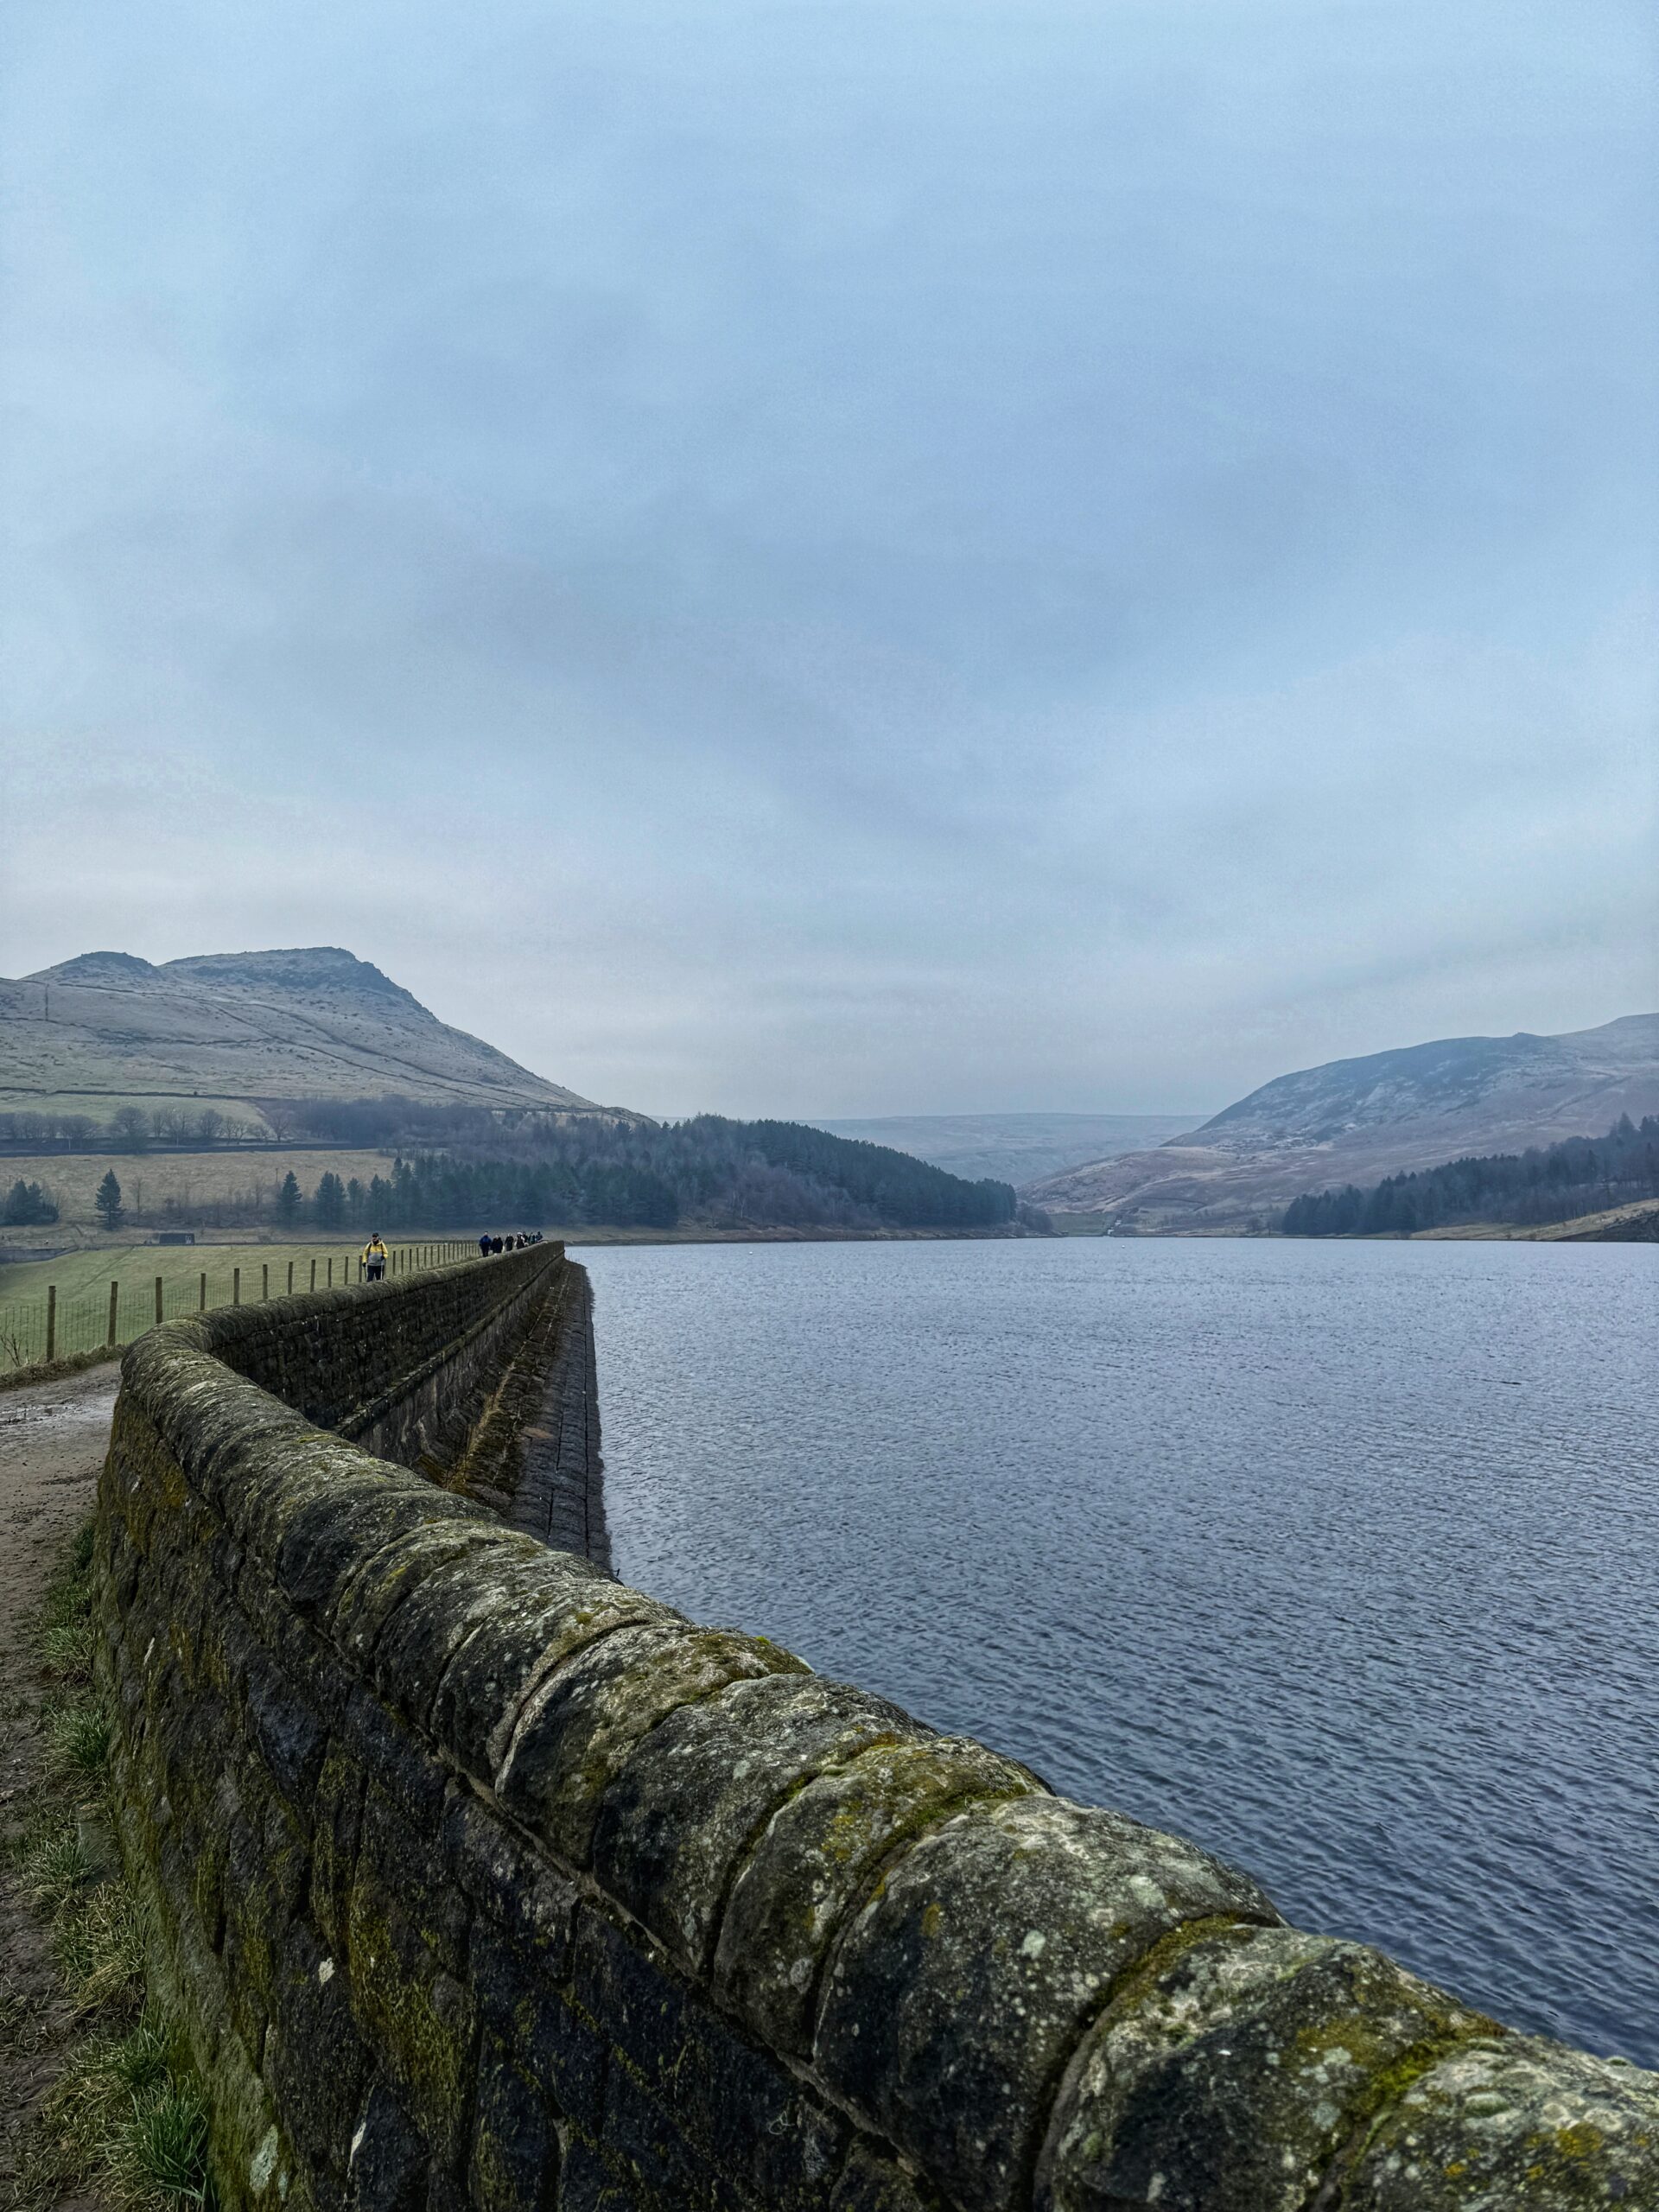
[0,1347,122,1397]
[4,1522,215,2210]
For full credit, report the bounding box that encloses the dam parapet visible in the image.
[94,1249,1659,2211]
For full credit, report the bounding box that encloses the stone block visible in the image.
[556,2138,648,2212]
[347,1838,479,2169]
[472,1925,590,2112]
[336,1681,448,1827]
[266,1918,373,2176]
[1340,2037,1659,2210]
[345,2083,428,2212]
[244,1643,328,1815]
[601,2060,723,2210]
[571,1910,688,2100]
[498,1623,804,1868]
[829,2142,951,2212]
[372,1541,562,1737]
[1039,1923,1497,2211]
[671,1994,849,2208]
[311,1740,369,1956]
[468,2038,561,2212]
[814,1796,1280,2212]
[279,1483,486,1649]
[432,1571,671,1783]
[715,1734,1044,2056]
[444,1789,575,1963]
[357,1783,471,1975]
[593,1674,922,1976]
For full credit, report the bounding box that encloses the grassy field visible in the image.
[1414,1198,1659,1241]
[0,1147,396,1228]
[0,1236,475,1369]
[0,1090,278,1131]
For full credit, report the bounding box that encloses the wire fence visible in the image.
[0,1239,479,1372]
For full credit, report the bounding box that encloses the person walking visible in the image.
[478,1232,492,1258]
[363,1233,388,1282]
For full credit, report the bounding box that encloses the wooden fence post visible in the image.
[155,1275,163,1325]
[233,1268,241,1307]
[327,1258,333,1287]
[262,1263,269,1301]
[46,1286,56,1363]
[108,1281,118,1348]
[200,1272,207,1312]
[309,1258,317,1292]
[287,1261,294,1295]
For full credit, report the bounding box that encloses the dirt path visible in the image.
[0,1369,118,1655]
[0,1365,118,2210]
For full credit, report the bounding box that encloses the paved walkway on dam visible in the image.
[0,1363,118,2212]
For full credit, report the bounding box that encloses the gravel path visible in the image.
[0,1364,119,2210]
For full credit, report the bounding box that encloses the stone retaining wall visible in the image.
[95,1257,1659,2212]
[193,1241,561,1471]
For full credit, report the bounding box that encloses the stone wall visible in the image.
[95,1257,1659,2212]
[445,1262,611,1572]
[194,1241,562,1472]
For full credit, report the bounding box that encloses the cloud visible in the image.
[3,0,1654,1114]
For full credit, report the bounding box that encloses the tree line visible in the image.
[1,1096,641,1154]
[67,1116,1019,1236]
[299,1116,1017,1231]
[1281,1115,1659,1236]
[0,1105,269,1151]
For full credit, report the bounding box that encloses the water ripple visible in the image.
[581,1236,1659,2065]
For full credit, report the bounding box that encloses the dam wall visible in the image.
[94,1255,1659,2212]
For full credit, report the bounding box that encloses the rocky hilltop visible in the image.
[0,946,602,1114]
[1024,1013,1659,1231]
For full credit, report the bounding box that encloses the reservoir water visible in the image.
[577,1235,1658,2068]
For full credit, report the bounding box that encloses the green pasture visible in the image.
[0,1236,476,1370]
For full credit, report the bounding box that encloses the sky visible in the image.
[2,0,1655,1117]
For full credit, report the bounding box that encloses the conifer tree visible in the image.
[95,1168,124,1231]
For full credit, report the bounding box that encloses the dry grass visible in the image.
[4,1526,216,2211]
[0,1149,396,1232]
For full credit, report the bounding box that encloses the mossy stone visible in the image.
[1341,2037,1659,2209]
[593,1672,923,1976]
[1040,1923,1497,2210]
[815,1795,1280,2212]
[496,1621,805,1867]
[715,1733,1045,2057]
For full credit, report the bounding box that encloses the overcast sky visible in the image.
[3,1,1654,1116]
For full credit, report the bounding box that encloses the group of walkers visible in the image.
[353,1229,543,1284]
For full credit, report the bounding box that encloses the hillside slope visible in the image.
[0,947,601,1114]
[1025,1014,1659,1231]
[808,1111,1206,1187]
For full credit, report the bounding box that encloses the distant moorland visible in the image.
[809,1111,1206,1189]
[1023,1014,1659,1233]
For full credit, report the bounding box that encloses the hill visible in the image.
[1281,1114,1659,1237]
[1023,1014,1659,1232]
[806,1111,1206,1188]
[0,947,603,1119]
